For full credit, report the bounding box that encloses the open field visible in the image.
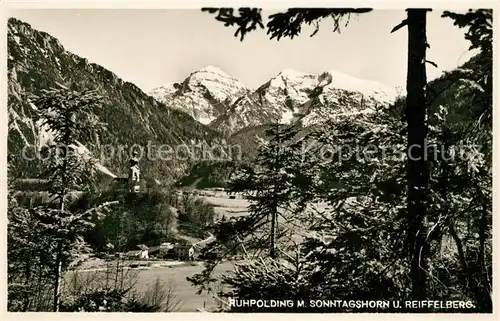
[66,261,234,312]
[133,262,233,312]
[202,196,250,218]
[202,193,331,218]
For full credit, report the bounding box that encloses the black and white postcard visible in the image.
[2,0,497,317]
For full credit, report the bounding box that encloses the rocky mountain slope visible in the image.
[7,18,220,182]
[150,66,398,135]
[150,66,251,126]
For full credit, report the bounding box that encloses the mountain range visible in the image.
[7,16,416,188]
[149,65,399,134]
[7,17,221,183]
[7,16,483,190]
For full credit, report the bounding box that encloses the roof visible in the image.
[148,246,160,253]
[124,250,141,256]
[137,244,149,251]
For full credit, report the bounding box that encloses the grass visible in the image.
[202,196,250,219]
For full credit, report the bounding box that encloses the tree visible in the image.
[25,84,114,311]
[187,121,318,302]
[203,8,493,306]
[442,9,492,127]
[177,194,216,240]
[228,123,309,258]
[212,76,330,261]
[188,86,325,299]
[81,188,177,252]
[430,9,493,310]
[426,105,492,310]
[299,107,409,309]
[202,6,435,300]
[397,8,432,300]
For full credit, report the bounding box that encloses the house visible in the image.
[163,233,217,261]
[173,244,191,260]
[124,244,149,260]
[192,233,217,259]
[137,244,149,259]
[148,242,175,258]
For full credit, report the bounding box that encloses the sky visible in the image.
[8,9,476,92]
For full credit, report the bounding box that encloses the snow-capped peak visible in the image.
[149,66,398,130]
[196,65,231,78]
[149,82,178,103]
[189,65,248,90]
[266,69,318,105]
[324,69,397,101]
[276,68,311,79]
[183,65,249,104]
[157,81,177,90]
[269,68,397,102]
[149,65,250,125]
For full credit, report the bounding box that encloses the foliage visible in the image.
[187,121,320,297]
[60,260,182,312]
[228,123,317,256]
[83,189,177,252]
[8,205,55,311]
[7,86,117,311]
[177,194,216,239]
[425,106,492,309]
[202,8,372,41]
[61,289,132,312]
[141,278,183,312]
[298,109,410,302]
[219,256,313,312]
[7,8,493,313]
[188,55,492,312]
[177,160,239,189]
[441,9,492,127]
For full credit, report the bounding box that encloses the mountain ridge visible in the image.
[149,65,398,134]
[8,17,221,183]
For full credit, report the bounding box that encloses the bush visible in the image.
[177,194,216,239]
[84,189,177,252]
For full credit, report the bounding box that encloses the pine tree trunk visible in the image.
[270,122,280,259]
[53,195,65,312]
[405,9,430,300]
[52,246,62,312]
[270,210,277,259]
[53,132,69,312]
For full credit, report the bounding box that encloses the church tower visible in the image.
[128,150,140,193]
